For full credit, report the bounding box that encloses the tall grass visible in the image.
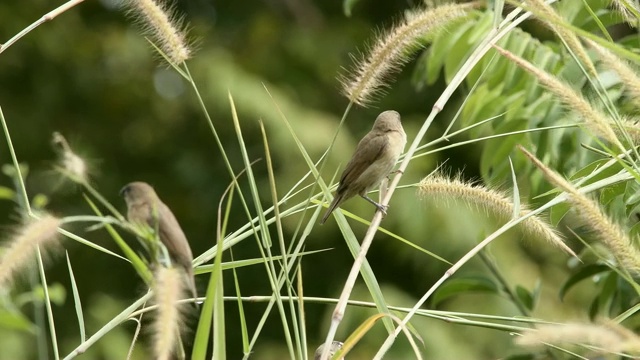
[1,0,640,359]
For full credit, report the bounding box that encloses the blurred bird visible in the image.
[321,110,406,224]
[314,341,344,360]
[120,181,197,304]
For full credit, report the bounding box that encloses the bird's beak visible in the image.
[119,185,129,197]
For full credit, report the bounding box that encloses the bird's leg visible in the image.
[361,195,388,216]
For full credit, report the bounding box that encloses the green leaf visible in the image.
[625,191,640,219]
[503,91,528,122]
[559,264,610,300]
[600,181,626,206]
[443,18,482,84]
[0,309,35,333]
[630,221,640,239]
[1,163,28,178]
[425,11,487,87]
[549,202,571,227]
[432,275,498,307]
[515,285,534,311]
[34,283,66,306]
[598,271,618,317]
[499,34,533,91]
[32,194,49,209]
[426,20,468,86]
[531,280,541,310]
[623,180,640,205]
[480,119,527,182]
[412,51,432,91]
[461,84,500,130]
[569,159,609,180]
[589,295,600,320]
[569,158,624,187]
[342,0,359,17]
[0,186,14,200]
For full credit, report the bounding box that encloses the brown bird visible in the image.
[321,110,406,224]
[120,181,197,304]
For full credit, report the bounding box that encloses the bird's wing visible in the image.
[157,202,198,300]
[157,202,194,269]
[337,133,388,193]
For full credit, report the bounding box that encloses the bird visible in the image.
[120,181,198,305]
[320,110,406,224]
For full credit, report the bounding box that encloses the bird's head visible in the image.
[120,181,156,205]
[373,110,402,132]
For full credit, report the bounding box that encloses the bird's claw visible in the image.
[376,204,388,217]
[361,195,389,218]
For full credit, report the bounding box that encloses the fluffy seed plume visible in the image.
[51,132,89,184]
[519,145,640,273]
[588,39,640,109]
[418,173,576,257]
[494,46,625,152]
[616,117,640,144]
[342,3,476,106]
[611,0,639,28]
[517,321,640,355]
[524,0,598,78]
[152,266,186,360]
[123,0,191,64]
[0,215,61,288]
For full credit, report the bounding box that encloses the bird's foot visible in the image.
[362,195,388,217]
[376,203,388,217]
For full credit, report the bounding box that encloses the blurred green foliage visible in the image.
[0,0,638,359]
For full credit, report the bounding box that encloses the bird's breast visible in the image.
[387,130,407,156]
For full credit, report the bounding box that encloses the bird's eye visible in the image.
[119,186,131,197]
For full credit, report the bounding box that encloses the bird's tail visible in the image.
[320,194,343,224]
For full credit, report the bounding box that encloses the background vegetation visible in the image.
[1,0,640,359]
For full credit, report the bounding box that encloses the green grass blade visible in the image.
[230,248,250,353]
[260,119,303,356]
[83,195,152,283]
[65,252,85,342]
[228,93,295,357]
[37,247,59,360]
[195,249,330,274]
